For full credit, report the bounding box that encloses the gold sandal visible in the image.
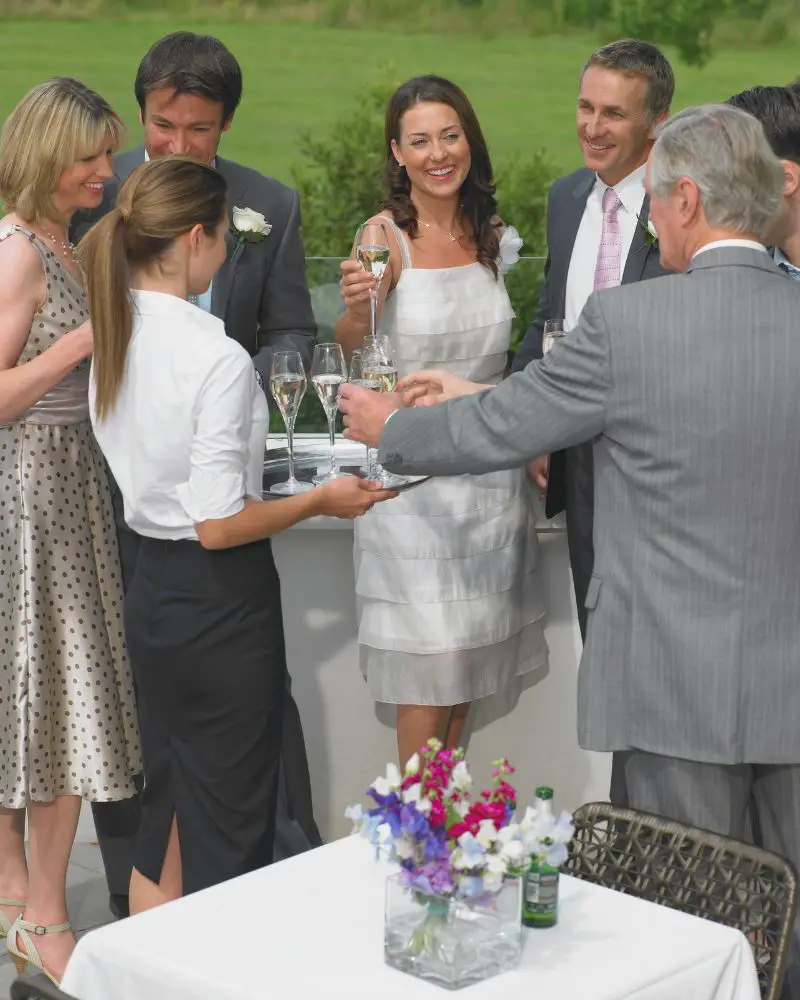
[0,897,26,939]
[6,915,72,987]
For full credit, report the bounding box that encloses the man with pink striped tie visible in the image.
[511,39,675,807]
[513,38,674,641]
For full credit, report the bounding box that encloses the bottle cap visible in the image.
[535,786,554,800]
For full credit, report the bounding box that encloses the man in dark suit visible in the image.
[73,31,321,918]
[726,85,800,280]
[512,39,675,643]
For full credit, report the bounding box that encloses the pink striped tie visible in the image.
[593,187,622,291]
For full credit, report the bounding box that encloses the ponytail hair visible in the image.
[80,156,227,420]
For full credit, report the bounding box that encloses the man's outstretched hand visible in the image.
[398,369,488,406]
[339,383,404,448]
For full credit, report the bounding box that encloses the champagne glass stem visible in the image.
[286,416,298,486]
[327,408,338,476]
[369,289,378,346]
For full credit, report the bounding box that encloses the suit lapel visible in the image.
[621,193,653,285]
[553,171,595,316]
[211,158,249,321]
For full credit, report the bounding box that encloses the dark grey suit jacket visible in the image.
[72,146,317,396]
[510,167,669,634]
[379,248,800,764]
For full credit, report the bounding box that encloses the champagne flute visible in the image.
[348,348,378,477]
[311,342,351,484]
[356,221,390,347]
[542,318,566,356]
[269,351,314,495]
[540,320,566,495]
[360,337,407,489]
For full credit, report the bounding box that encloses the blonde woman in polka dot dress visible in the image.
[0,79,141,986]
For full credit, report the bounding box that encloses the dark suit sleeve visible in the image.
[252,191,317,386]
[510,181,561,373]
[510,250,551,371]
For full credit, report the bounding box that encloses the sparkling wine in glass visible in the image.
[542,318,566,356]
[269,351,314,495]
[361,338,407,490]
[348,348,379,477]
[540,320,567,494]
[311,342,351,485]
[356,221,390,346]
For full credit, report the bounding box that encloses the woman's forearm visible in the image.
[334,310,370,361]
[0,329,89,423]
[196,490,323,549]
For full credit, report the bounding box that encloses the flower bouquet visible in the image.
[346,739,574,990]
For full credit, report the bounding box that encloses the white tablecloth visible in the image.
[63,835,760,1000]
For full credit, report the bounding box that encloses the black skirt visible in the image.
[124,535,286,895]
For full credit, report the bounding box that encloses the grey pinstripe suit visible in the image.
[381,245,800,762]
[378,245,800,989]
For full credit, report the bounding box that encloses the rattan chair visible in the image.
[565,802,798,1000]
[9,975,79,1000]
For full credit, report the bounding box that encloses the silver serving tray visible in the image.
[262,444,430,497]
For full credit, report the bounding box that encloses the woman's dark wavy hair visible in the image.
[380,75,499,276]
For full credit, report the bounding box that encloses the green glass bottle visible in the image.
[522,786,559,929]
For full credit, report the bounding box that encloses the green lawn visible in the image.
[0,18,797,185]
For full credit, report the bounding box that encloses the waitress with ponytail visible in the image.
[81,156,395,912]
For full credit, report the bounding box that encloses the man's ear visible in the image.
[782,158,800,199]
[648,107,669,141]
[221,113,234,135]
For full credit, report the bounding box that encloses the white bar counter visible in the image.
[270,435,611,837]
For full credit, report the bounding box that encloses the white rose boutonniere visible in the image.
[230,206,272,263]
[637,214,658,249]
[497,224,523,276]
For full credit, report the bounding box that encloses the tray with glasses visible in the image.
[262,443,430,498]
[265,233,431,498]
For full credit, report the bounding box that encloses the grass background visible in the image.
[0,17,798,189]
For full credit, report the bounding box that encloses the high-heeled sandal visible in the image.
[6,915,72,987]
[0,897,26,939]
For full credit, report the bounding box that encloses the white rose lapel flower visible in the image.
[230,206,272,265]
[636,214,658,250]
[497,224,523,276]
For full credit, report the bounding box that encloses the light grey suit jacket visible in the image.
[380,247,800,765]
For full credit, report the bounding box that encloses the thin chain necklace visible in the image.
[418,218,463,243]
[40,227,78,261]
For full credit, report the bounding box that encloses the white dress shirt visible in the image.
[564,163,647,330]
[692,239,767,259]
[90,290,268,541]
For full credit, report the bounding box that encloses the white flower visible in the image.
[404,753,420,775]
[232,205,271,237]
[401,782,422,806]
[482,854,506,892]
[447,760,472,795]
[646,219,658,241]
[344,804,364,827]
[475,818,498,850]
[453,799,470,818]
[500,838,527,866]
[370,762,401,797]
[394,837,415,861]
[497,224,523,276]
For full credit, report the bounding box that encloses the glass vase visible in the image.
[384,873,523,990]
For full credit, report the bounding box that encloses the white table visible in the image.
[63,836,760,1000]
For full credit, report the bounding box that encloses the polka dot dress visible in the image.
[0,227,141,809]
